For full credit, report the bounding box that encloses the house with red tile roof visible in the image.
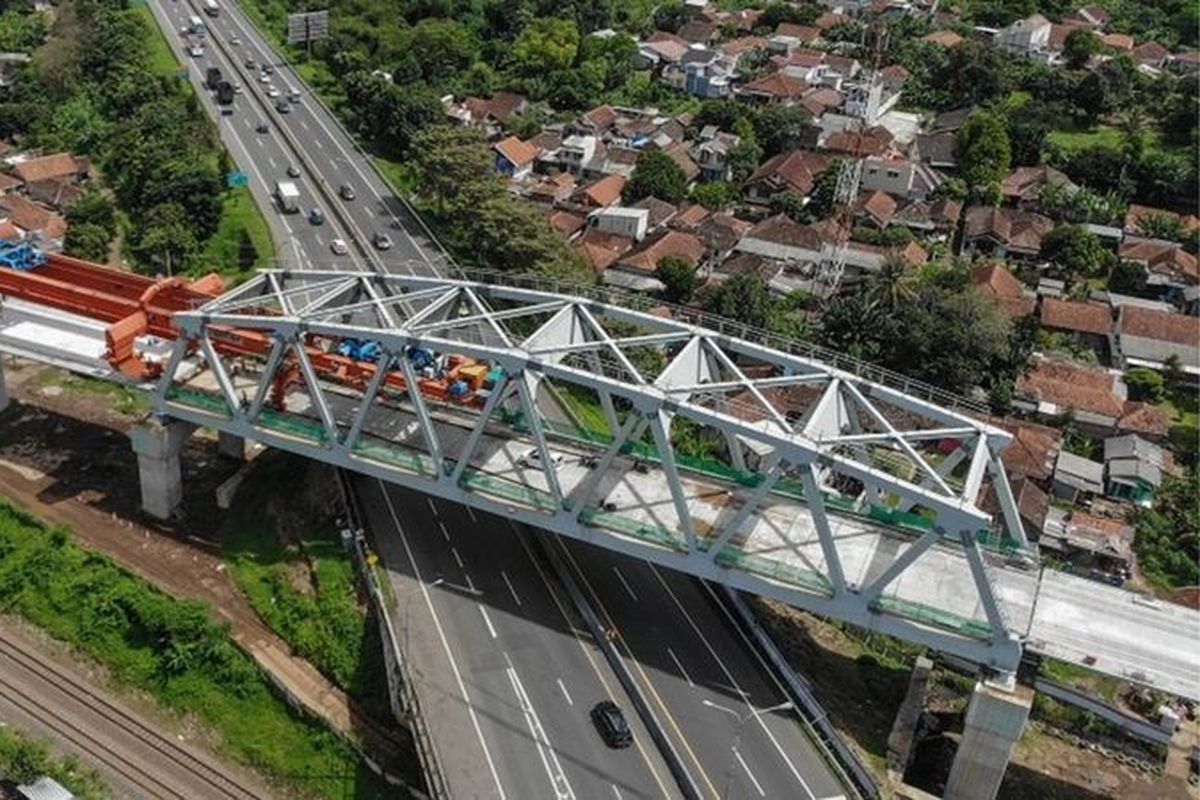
[1123,204,1200,237]
[972,263,1037,317]
[0,194,67,244]
[922,30,964,48]
[1132,41,1170,69]
[1118,237,1198,287]
[1116,305,1200,374]
[1015,357,1127,428]
[1039,297,1112,358]
[744,150,831,206]
[855,190,898,228]
[11,152,88,185]
[961,207,1055,260]
[575,227,634,273]
[1001,165,1075,206]
[576,174,627,208]
[492,136,539,179]
[737,71,809,104]
[604,229,707,291]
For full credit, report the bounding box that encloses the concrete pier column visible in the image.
[130,419,194,520]
[944,680,1033,800]
[0,356,8,412]
[217,430,245,461]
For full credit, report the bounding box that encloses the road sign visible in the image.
[286,10,329,44]
[226,171,248,188]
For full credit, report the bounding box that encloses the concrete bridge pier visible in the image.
[130,418,194,520]
[944,679,1033,800]
[217,430,246,461]
[0,356,9,412]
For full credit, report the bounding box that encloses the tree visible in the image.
[66,190,116,238]
[726,139,762,184]
[769,191,811,223]
[652,1,690,33]
[405,18,478,84]
[1125,367,1165,402]
[622,149,688,204]
[690,181,737,210]
[512,17,580,76]
[409,125,501,213]
[955,110,1011,197]
[1134,472,1200,588]
[753,106,812,157]
[806,159,843,219]
[705,273,770,329]
[1063,28,1100,69]
[656,255,697,303]
[63,222,111,262]
[1039,224,1108,283]
[1108,259,1148,296]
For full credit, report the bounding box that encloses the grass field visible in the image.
[199,186,276,276]
[133,4,181,78]
[0,499,391,799]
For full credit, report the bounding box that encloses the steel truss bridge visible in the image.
[137,268,1197,695]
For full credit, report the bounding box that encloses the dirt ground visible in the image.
[0,358,411,777]
[755,598,1195,799]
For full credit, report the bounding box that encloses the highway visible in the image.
[150,0,443,276]
[146,3,853,798]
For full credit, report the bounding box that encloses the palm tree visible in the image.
[868,252,917,311]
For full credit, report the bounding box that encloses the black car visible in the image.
[308,208,324,225]
[372,231,393,250]
[244,57,256,69]
[338,184,355,201]
[275,100,290,114]
[255,120,269,133]
[262,63,274,75]
[286,164,301,178]
[590,701,632,748]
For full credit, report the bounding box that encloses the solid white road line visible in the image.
[665,646,695,688]
[267,156,276,170]
[479,606,498,639]
[734,749,766,797]
[299,119,309,131]
[612,786,623,800]
[557,677,573,706]
[377,483,506,799]
[427,497,437,515]
[613,566,639,602]
[463,572,477,593]
[438,520,450,541]
[504,652,576,800]
[501,570,522,606]
[451,547,464,569]
[650,565,818,800]
[467,507,477,522]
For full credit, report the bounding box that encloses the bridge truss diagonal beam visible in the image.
[158,270,1036,677]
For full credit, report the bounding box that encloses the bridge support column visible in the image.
[217,430,245,461]
[944,680,1033,800]
[130,419,193,520]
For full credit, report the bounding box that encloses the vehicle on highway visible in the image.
[216,81,234,106]
[205,66,222,90]
[338,184,355,201]
[274,180,300,214]
[591,701,632,748]
[330,238,348,255]
[244,56,256,69]
[185,35,204,57]
[255,120,269,133]
[289,88,300,102]
[519,447,564,469]
[186,14,205,35]
[276,100,291,113]
[266,85,280,98]
[371,232,393,250]
[258,72,270,83]
[286,164,301,178]
[230,35,241,45]
[233,82,243,94]
[308,208,324,225]
[263,64,274,75]
[203,0,219,17]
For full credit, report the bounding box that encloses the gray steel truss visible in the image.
[158,270,1032,677]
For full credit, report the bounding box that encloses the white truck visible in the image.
[274,181,300,213]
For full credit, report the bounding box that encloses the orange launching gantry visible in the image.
[0,254,491,411]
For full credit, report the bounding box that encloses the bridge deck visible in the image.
[167,368,1200,700]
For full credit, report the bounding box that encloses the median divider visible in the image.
[531,533,701,800]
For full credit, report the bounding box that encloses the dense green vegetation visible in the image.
[0,0,272,275]
[1133,472,1200,589]
[0,726,108,800]
[220,452,390,711]
[0,499,389,799]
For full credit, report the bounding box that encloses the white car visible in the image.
[518,448,564,469]
[233,82,243,94]
[230,36,242,45]
[266,85,280,98]
[330,238,348,255]
[258,73,270,83]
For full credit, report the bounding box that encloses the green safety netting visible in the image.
[577,506,689,552]
[352,438,434,476]
[166,385,230,416]
[458,469,559,513]
[713,546,834,596]
[872,595,993,641]
[257,407,330,443]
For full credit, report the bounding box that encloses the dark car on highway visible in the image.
[338,184,355,201]
[590,701,632,748]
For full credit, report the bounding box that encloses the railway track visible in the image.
[0,629,267,800]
